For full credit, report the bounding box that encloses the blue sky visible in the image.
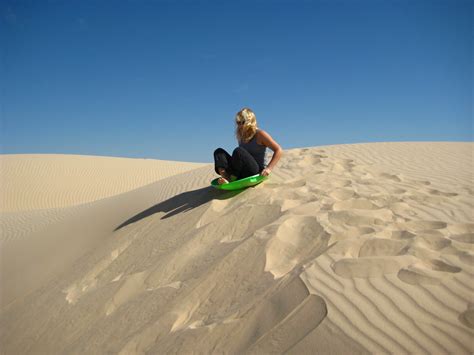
[1,0,472,163]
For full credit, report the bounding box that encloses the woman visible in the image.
[214,108,283,185]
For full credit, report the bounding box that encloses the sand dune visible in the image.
[0,142,473,354]
[0,154,206,212]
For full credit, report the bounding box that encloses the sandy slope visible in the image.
[0,142,473,354]
[0,154,206,212]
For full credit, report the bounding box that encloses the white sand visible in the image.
[0,154,206,212]
[1,142,473,354]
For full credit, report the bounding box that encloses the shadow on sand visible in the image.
[114,186,243,231]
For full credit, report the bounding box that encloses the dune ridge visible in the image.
[0,142,473,354]
[0,154,206,212]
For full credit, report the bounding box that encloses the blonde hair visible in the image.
[235,107,258,143]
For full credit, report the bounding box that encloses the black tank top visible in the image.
[239,130,267,171]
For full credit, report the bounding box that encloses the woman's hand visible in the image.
[260,168,272,176]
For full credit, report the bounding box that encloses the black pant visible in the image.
[214,147,260,180]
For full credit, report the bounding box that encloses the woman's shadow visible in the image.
[114,186,243,231]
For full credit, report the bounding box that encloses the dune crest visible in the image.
[0,154,206,212]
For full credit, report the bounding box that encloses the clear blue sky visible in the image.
[1,0,472,163]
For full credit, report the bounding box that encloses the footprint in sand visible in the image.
[388,201,418,218]
[462,186,474,195]
[296,153,324,167]
[263,191,319,214]
[424,188,459,197]
[328,238,369,258]
[283,150,328,171]
[284,179,307,188]
[328,208,393,227]
[412,232,452,251]
[369,187,406,196]
[412,179,431,186]
[329,188,356,200]
[358,238,409,257]
[332,255,415,278]
[420,259,461,272]
[397,268,441,285]
[270,186,313,201]
[448,223,474,235]
[458,252,474,266]
[299,148,327,157]
[327,227,377,258]
[329,179,353,188]
[313,149,328,158]
[376,172,402,182]
[405,188,460,205]
[330,160,355,174]
[386,230,417,240]
[332,198,380,211]
[331,226,376,240]
[398,219,447,232]
[330,235,414,277]
[280,200,325,215]
[397,259,462,285]
[459,305,474,329]
[450,233,474,244]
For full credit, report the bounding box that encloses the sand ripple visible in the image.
[1,143,473,354]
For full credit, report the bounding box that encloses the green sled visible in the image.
[211,174,268,191]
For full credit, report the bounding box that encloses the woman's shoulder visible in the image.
[255,129,267,145]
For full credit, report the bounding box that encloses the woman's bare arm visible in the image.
[258,130,283,175]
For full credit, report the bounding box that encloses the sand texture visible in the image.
[0,154,206,212]
[1,142,473,354]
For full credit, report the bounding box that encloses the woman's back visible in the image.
[239,130,266,171]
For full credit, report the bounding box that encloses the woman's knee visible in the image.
[232,147,246,157]
[214,147,226,157]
